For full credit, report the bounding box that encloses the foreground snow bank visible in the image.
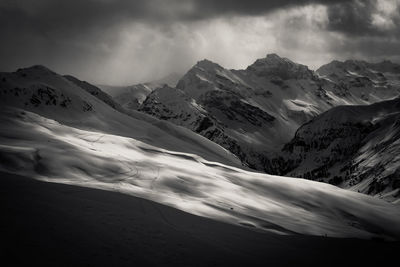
[1,107,399,240]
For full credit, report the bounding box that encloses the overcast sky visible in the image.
[1,0,399,85]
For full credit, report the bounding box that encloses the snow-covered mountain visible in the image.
[270,97,400,203]
[1,64,400,240]
[99,72,182,110]
[1,106,400,239]
[135,54,400,172]
[0,65,241,167]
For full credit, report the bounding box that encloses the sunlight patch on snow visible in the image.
[1,107,400,240]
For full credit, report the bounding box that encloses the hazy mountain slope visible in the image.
[1,106,399,240]
[0,65,241,167]
[137,54,400,172]
[99,72,182,110]
[104,83,157,110]
[272,98,400,202]
[151,72,181,87]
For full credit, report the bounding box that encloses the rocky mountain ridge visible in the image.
[132,54,400,173]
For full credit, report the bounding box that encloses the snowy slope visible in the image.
[272,98,400,202]
[0,66,241,167]
[137,54,400,172]
[0,106,399,240]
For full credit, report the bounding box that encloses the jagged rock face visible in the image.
[138,86,253,169]
[139,85,277,170]
[139,85,206,127]
[136,54,400,174]
[200,90,275,126]
[271,98,400,202]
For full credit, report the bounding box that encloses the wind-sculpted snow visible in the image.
[1,107,400,240]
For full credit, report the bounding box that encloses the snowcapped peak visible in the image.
[247,54,313,80]
[176,59,222,85]
[258,53,295,65]
[194,59,223,72]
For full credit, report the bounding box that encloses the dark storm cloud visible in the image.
[0,0,146,36]
[0,0,346,81]
[326,1,376,35]
[325,0,400,36]
[0,0,350,36]
[178,0,350,19]
[0,0,399,85]
[321,0,400,67]
[2,0,390,40]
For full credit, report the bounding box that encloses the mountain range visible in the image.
[1,55,400,241]
[108,54,400,201]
